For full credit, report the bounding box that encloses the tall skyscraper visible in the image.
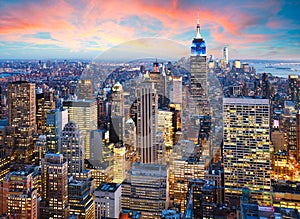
[60,121,84,179]
[223,47,229,65]
[190,19,208,115]
[6,81,36,165]
[223,98,271,205]
[40,153,69,218]
[135,79,158,164]
[63,100,97,159]
[110,82,125,143]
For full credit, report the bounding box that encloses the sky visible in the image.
[0,0,299,60]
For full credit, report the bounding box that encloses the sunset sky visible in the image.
[0,0,299,60]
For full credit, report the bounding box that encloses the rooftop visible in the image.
[96,182,120,193]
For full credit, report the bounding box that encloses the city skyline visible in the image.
[0,0,299,60]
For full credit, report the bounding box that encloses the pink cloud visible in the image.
[0,0,289,58]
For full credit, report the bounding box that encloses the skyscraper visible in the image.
[223,47,229,65]
[36,90,55,134]
[63,100,97,159]
[110,82,125,143]
[190,19,208,115]
[6,81,36,165]
[135,79,158,164]
[40,153,69,218]
[46,108,68,153]
[223,98,271,205]
[60,121,84,178]
[288,75,300,109]
[78,79,93,100]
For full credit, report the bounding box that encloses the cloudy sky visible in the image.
[0,0,299,60]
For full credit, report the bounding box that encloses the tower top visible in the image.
[195,14,202,39]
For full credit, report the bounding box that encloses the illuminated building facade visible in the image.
[63,100,97,159]
[78,79,93,100]
[94,183,121,219]
[184,179,218,219]
[223,98,271,205]
[6,81,36,165]
[158,110,174,148]
[46,108,68,153]
[173,156,205,212]
[0,149,9,183]
[68,179,95,219]
[0,168,38,218]
[288,75,300,109]
[36,90,55,134]
[121,163,169,219]
[272,181,300,211]
[40,153,69,218]
[113,145,126,183]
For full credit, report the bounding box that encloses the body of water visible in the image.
[243,60,300,78]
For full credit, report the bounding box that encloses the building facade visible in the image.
[223,98,271,205]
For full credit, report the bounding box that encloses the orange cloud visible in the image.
[0,0,290,59]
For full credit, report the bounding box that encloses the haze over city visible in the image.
[0,0,299,60]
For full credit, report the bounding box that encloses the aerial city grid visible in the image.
[0,0,300,219]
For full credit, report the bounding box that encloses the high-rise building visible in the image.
[68,179,95,219]
[36,90,55,134]
[111,82,124,117]
[110,82,125,143]
[223,47,229,65]
[158,110,174,148]
[288,75,300,109]
[223,98,271,206]
[190,19,208,115]
[0,87,5,120]
[0,149,9,183]
[113,144,126,183]
[262,73,270,99]
[0,167,38,218]
[297,112,300,161]
[121,163,169,219]
[173,156,205,212]
[46,108,68,153]
[40,153,69,218]
[171,75,182,105]
[135,79,158,164]
[63,100,97,159]
[95,183,121,219]
[78,79,93,100]
[35,134,47,165]
[6,81,36,165]
[60,121,84,179]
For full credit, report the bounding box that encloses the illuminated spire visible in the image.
[195,13,202,39]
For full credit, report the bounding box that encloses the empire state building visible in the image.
[190,20,208,115]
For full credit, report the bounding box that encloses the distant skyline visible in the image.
[0,0,299,60]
